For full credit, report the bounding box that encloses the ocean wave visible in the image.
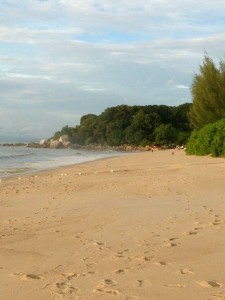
[0,153,34,160]
[0,146,126,179]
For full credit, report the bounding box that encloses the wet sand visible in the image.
[0,149,225,299]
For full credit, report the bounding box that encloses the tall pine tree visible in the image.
[189,54,225,129]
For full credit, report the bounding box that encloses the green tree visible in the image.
[107,129,124,146]
[75,114,98,145]
[189,54,225,129]
[50,103,191,147]
[171,103,192,130]
[154,124,178,145]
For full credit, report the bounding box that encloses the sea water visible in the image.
[0,146,126,179]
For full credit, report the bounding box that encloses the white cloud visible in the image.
[80,85,106,92]
[6,72,52,80]
[0,25,83,44]
[175,85,190,89]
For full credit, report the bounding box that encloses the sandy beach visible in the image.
[0,149,225,300]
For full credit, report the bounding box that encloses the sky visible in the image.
[1,0,225,142]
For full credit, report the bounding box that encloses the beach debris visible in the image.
[110,170,114,173]
[78,172,82,175]
[95,171,98,174]
[18,177,21,180]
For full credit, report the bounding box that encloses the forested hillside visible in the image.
[51,103,192,147]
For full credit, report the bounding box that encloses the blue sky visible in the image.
[1,0,225,142]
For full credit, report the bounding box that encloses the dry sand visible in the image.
[0,149,225,300]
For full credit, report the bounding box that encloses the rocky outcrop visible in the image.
[2,139,174,152]
[59,135,72,148]
[62,141,72,148]
[48,135,72,149]
[27,142,41,148]
[49,140,63,149]
[30,136,177,152]
[39,139,47,147]
[59,135,70,143]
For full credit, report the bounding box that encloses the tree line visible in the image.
[51,103,192,147]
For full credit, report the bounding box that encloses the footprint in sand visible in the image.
[167,242,178,247]
[212,219,222,226]
[21,274,43,280]
[136,278,152,288]
[86,261,98,268]
[169,237,179,241]
[154,261,170,266]
[182,228,202,236]
[11,273,43,280]
[143,255,154,262]
[62,273,80,280]
[188,230,198,235]
[94,279,119,295]
[197,280,223,288]
[208,209,214,216]
[53,281,80,297]
[194,227,204,231]
[11,272,22,276]
[94,288,120,295]
[212,292,225,299]
[180,268,194,275]
[164,284,185,288]
[112,250,129,258]
[114,268,132,274]
[137,280,144,287]
[101,279,117,287]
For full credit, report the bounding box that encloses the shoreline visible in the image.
[0,152,131,182]
[1,149,225,299]
[0,146,131,181]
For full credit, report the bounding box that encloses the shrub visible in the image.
[186,119,225,157]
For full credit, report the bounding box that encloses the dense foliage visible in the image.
[51,103,192,146]
[185,119,225,157]
[189,54,225,130]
